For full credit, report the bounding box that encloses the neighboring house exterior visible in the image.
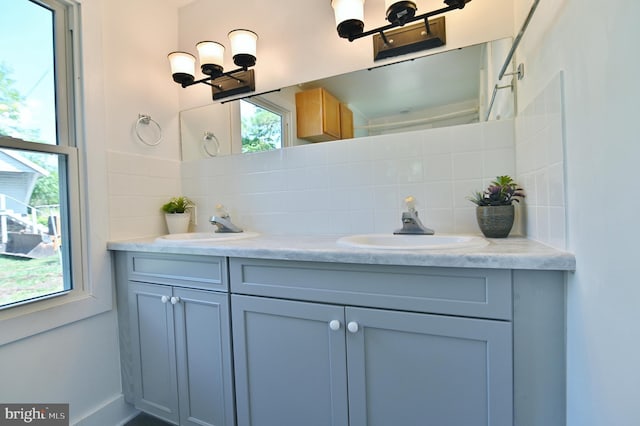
[0,148,48,215]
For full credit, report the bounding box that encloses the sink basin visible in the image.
[155,231,259,244]
[336,234,488,250]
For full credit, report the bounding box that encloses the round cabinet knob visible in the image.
[160,295,169,304]
[170,296,180,305]
[347,322,359,333]
[329,320,341,331]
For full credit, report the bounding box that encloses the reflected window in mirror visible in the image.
[240,98,289,153]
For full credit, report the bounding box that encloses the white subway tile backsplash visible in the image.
[453,179,484,209]
[453,152,484,180]
[396,158,424,183]
[482,148,516,179]
[547,163,565,207]
[423,153,453,181]
[453,207,478,234]
[515,72,567,249]
[424,181,454,209]
[424,208,455,233]
[450,124,485,152]
[327,188,355,211]
[483,120,514,149]
[421,128,452,154]
[109,118,521,239]
[373,209,400,233]
[535,171,550,207]
[348,209,376,234]
[548,207,566,250]
[373,186,399,208]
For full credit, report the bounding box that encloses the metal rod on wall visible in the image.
[498,0,540,80]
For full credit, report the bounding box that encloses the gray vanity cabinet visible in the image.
[230,258,514,426]
[232,295,349,426]
[345,306,512,426]
[116,252,235,426]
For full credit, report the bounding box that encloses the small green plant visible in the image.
[161,196,194,214]
[468,175,524,206]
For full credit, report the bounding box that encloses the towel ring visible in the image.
[203,131,220,157]
[135,114,162,146]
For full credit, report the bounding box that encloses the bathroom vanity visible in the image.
[110,235,574,426]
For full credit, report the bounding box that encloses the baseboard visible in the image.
[72,393,139,426]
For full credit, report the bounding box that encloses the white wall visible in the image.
[104,0,185,240]
[55,0,640,425]
[514,0,640,425]
[1,0,183,424]
[177,0,514,111]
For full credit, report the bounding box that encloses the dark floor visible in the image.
[124,412,173,426]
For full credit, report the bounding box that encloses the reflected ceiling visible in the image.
[298,43,483,119]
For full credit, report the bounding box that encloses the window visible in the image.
[0,0,81,310]
[240,98,289,153]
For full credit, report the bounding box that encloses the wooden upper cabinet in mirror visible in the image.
[295,88,354,142]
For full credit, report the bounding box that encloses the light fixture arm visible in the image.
[177,66,248,89]
[346,3,464,42]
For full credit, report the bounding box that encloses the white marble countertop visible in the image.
[107,233,576,271]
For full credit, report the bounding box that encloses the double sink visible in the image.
[156,232,488,250]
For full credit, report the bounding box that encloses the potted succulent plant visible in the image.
[468,176,524,238]
[161,196,194,234]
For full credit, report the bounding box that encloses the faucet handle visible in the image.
[215,203,229,217]
[403,196,417,212]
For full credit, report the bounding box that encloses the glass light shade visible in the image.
[168,51,196,85]
[196,41,225,76]
[196,41,224,67]
[331,0,365,27]
[228,29,258,67]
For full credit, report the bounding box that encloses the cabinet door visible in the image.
[322,89,341,139]
[173,288,235,426]
[339,103,354,139]
[296,88,341,142]
[128,282,179,424]
[232,295,348,426]
[345,307,513,426]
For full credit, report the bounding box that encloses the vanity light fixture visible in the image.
[168,29,258,100]
[331,0,472,60]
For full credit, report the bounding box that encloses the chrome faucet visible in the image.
[394,196,435,235]
[209,204,243,233]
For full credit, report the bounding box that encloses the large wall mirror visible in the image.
[180,37,514,161]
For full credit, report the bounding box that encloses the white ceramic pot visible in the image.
[165,212,190,234]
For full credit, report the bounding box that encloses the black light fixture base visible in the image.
[233,53,256,69]
[202,64,224,77]
[211,69,256,100]
[337,19,365,40]
[444,0,472,8]
[173,72,195,86]
[386,1,417,25]
[373,16,446,61]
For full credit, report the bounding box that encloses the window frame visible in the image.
[0,0,111,344]
[231,96,292,154]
